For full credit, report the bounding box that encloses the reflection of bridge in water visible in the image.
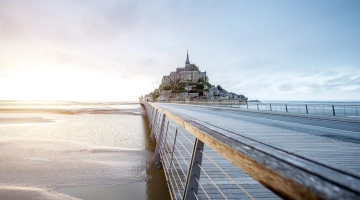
[140,102,360,200]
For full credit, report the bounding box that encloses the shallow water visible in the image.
[0,101,170,199]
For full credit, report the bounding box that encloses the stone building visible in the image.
[161,51,207,86]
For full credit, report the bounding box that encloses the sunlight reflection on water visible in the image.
[0,102,170,200]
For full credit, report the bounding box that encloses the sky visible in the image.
[0,0,359,101]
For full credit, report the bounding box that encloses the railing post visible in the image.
[162,121,170,149]
[257,103,259,110]
[154,114,167,169]
[332,105,335,116]
[169,128,178,169]
[285,104,288,112]
[150,110,159,141]
[270,104,272,111]
[150,108,158,129]
[155,114,166,141]
[150,105,154,116]
[247,103,248,109]
[149,107,154,128]
[306,104,308,114]
[183,138,204,200]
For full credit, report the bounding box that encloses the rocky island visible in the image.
[141,51,247,103]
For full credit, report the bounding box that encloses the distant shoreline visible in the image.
[248,100,261,102]
[259,100,360,104]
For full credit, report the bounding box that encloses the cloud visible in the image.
[312,75,360,92]
[0,0,359,101]
[278,82,294,92]
[226,69,360,100]
[0,1,29,39]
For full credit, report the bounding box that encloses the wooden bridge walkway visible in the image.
[141,102,360,200]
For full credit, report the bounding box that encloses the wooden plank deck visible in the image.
[144,102,360,199]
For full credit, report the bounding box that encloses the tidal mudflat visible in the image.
[0,101,170,199]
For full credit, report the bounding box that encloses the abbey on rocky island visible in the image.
[142,51,247,102]
[161,50,207,86]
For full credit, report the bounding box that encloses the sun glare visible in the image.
[1,68,147,101]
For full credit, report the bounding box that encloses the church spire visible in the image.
[185,49,190,64]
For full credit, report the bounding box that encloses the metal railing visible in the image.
[142,102,360,200]
[143,102,278,200]
[168,100,360,118]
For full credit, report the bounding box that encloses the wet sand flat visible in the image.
[0,186,73,200]
[0,138,153,199]
[0,117,55,125]
[57,183,147,200]
[0,104,170,199]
